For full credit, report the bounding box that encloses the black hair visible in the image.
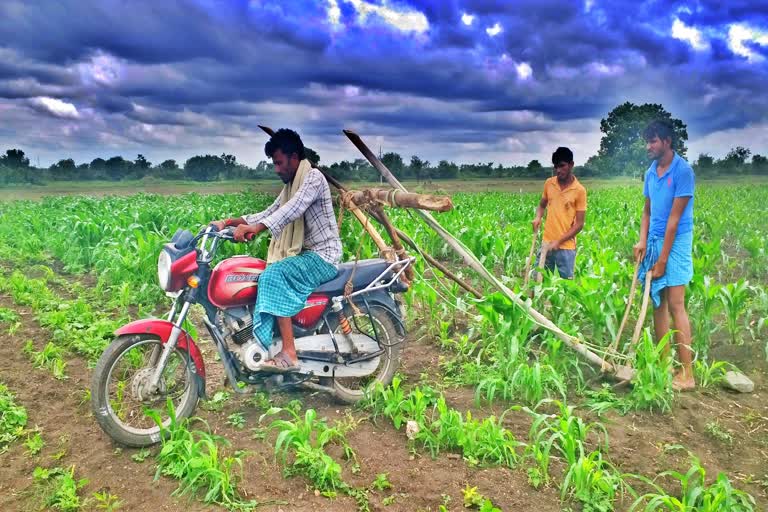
[264,128,306,160]
[552,147,574,165]
[643,119,675,143]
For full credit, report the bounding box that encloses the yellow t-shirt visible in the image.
[542,176,587,250]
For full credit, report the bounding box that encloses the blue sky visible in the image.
[1,0,767,168]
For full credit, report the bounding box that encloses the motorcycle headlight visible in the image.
[157,250,172,291]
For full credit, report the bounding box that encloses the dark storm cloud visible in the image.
[0,0,767,165]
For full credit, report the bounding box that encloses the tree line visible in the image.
[1,102,766,185]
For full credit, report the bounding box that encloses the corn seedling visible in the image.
[689,275,721,358]
[0,382,28,452]
[24,430,45,456]
[704,421,734,445]
[626,330,674,413]
[694,359,732,388]
[367,380,521,468]
[25,340,68,380]
[226,412,246,429]
[32,465,88,512]
[147,400,259,510]
[561,449,629,511]
[261,406,369,510]
[718,279,750,344]
[629,456,755,511]
[521,398,608,489]
[89,490,124,511]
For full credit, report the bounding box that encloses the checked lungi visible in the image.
[639,231,694,308]
[252,251,338,347]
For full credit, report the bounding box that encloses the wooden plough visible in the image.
[258,125,636,382]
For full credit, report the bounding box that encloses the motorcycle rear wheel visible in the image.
[327,305,403,404]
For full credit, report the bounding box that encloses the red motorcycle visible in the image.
[91,225,412,447]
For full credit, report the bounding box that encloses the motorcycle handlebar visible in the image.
[199,225,256,243]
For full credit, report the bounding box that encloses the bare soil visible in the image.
[1,267,766,511]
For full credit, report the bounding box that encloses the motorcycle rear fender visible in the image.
[115,319,207,398]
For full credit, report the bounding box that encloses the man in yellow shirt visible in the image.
[531,147,587,279]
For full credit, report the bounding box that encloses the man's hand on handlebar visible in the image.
[233,223,266,242]
[210,218,247,231]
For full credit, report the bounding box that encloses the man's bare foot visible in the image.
[672,371,695,391]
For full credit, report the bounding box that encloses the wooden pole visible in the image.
[345,188,452,212]
[370,206,414,281]
[630,271,654,352]
[343,129,634,380]
[536,245,549,284]
[384,222,483,298]
[606,255,641,361]
[523,229,539,289]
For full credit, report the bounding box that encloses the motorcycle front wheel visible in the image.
[91,334,200,447]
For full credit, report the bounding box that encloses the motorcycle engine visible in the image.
[216,307,268,371]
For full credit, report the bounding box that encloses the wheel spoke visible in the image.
[103,339,193,434]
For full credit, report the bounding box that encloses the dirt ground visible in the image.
[0,269,766,511]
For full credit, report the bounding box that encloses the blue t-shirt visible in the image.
[643,153,695,238]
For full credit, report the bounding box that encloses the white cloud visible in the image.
[671,18,708,51]
[343,85,361,97]
[588,62,624,76]
[584,0,595,13]
[78,52,121,86]
[515,62,533,80]
[345,0,428,34]
[29,97,80,119]
[327,0,341,27]
[486,22,502,37]
[461,12,474,26]
[728,23,768,62]
[688,122,768,160]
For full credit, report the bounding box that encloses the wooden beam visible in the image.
[343,128,634,381]
[345,188,452,213]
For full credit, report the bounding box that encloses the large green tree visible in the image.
[381,152,404,178]
[184,154,225,181]
[1,149,30,168]
[595,102,688,177]
[718,146,751,173]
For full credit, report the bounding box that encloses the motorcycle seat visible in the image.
[314,258,392,294]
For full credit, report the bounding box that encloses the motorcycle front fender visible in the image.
[115,319,207,398]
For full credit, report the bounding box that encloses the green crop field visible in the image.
[0,181,766,511]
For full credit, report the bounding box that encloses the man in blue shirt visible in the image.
[633,119,696,391]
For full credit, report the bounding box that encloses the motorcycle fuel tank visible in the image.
[208,256,267,308]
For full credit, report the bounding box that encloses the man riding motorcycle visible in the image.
[211,128,341,373]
